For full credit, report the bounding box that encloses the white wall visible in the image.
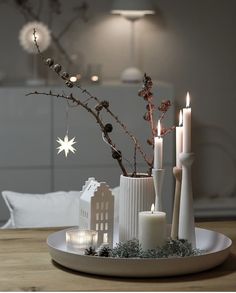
[0,0,235,201]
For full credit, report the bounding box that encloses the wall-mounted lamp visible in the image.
[111,0,155,83]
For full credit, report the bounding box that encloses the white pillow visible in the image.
[2,190,81,228]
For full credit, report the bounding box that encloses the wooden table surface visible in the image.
[0,221,235,291]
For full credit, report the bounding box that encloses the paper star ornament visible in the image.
[57,135,77,157]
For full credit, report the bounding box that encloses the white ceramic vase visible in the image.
[119,174,155,242]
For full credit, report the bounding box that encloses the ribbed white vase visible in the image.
[119,174,155,242]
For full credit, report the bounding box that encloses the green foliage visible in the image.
[111,239,142,258]
[141,239,202,258]
[84,246,97,256]
[98,245,112,257]
[84,238,203,259]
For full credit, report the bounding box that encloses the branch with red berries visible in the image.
[139,74,175,147]
[139,74,175,174]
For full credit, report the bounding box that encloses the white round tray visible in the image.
[47,227,232,278]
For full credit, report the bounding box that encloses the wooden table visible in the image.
[0,221,235,291]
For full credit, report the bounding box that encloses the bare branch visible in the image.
[26,89,128,176]
[57,2,88,40]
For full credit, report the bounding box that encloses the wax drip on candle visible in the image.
[186,92,190,108]
[151,203,155,214]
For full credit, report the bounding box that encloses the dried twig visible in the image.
[14,0,88,65]
[33,29,152,170]
[139,73,156,146]
[30,29,175,176]
[26,89,128,176]
[57,2,88,40]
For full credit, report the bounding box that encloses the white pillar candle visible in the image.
[138,204,166,250]
[183,92,191,153]
[176,110,183,167]
[66,229,98,252]
[154,120,163,169]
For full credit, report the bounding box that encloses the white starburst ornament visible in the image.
[57,135,77,157]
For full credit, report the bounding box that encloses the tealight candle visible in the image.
[154,120,163,169]
[66,229,98,252]
[138,204,166,250]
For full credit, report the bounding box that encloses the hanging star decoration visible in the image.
[57,134,77,157]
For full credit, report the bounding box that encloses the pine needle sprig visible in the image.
[85,239,203,259]
[84,246,97,256]
[111,239,142,258]
[98,245,112,257]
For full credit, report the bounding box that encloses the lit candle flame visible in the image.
[179,110,183,126]
[186,92,190,108]
[157,120,161,137]
[151,203,155,213]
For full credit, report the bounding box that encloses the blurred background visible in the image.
[0,0,235,224]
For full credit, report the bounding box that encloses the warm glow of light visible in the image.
[179,110,183,126]
[31,32,40,42]
[66,229,98,249]
[70,76,77,83]
[151,203,155,213]
[157,120,161,137]
[91,75,99,82]
[186,92,190,108]
[103,233,108,243]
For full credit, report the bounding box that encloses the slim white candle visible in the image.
[138,204,166,250]
[176,110,183,167]
[183,92,191,153]
[154,120,163,169]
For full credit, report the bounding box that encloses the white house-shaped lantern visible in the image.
[79,178,114,247]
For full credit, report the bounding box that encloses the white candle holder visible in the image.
[152,168,165,212]
[178,152,196,248]
[171,167,182,239]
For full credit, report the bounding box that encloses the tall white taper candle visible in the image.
[183,92,191,153]
[176,110,183,168]
[154,120,163,169]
